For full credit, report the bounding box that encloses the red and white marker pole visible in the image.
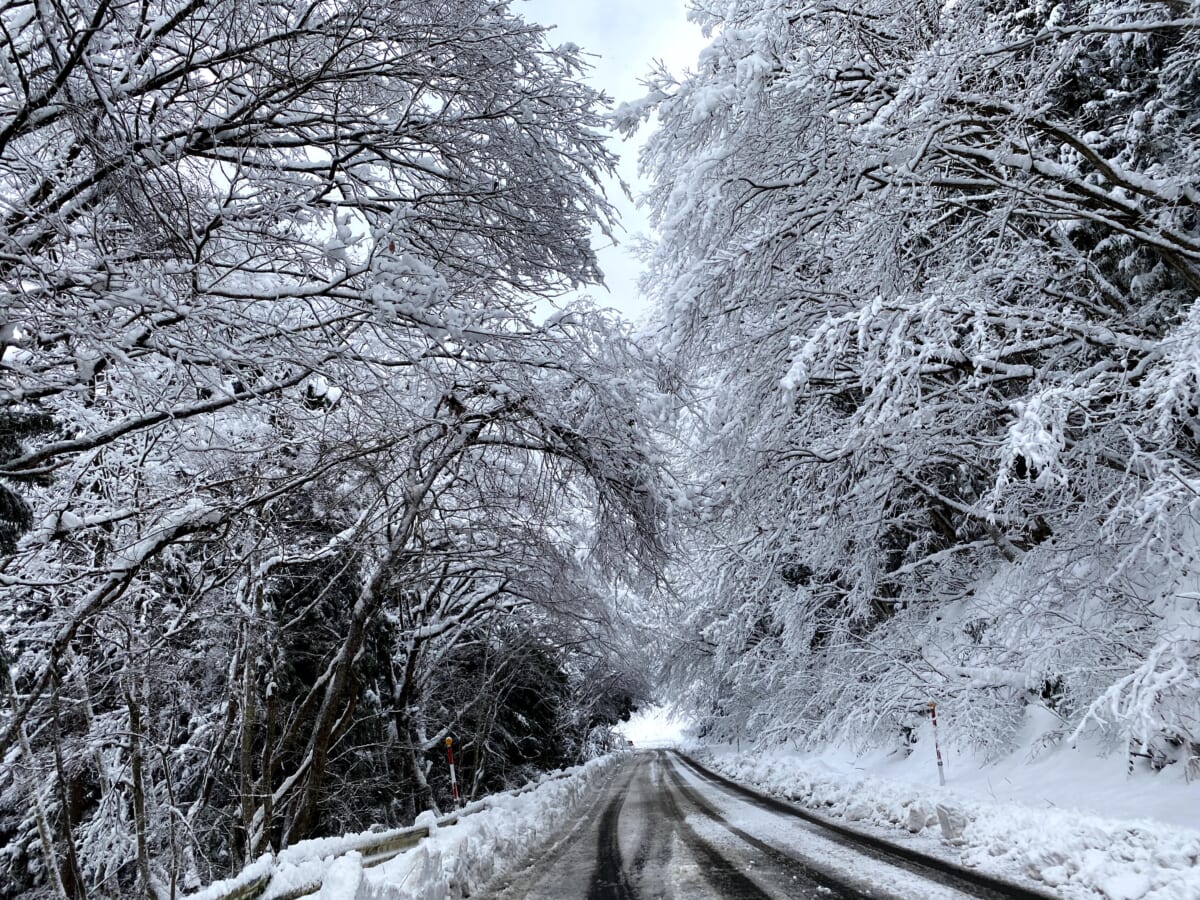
[928,701,946,786]
[445,737,460,807]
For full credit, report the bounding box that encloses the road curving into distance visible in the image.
[480,749,1056,900]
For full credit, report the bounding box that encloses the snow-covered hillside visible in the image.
[630,0,1200,784]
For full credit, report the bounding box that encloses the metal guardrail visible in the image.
[194,766,584,900]
[215,877,270,900]
[217,821,453,900]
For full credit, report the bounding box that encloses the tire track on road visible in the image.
[657,752,773,899]
[625,755,677,897]
[674,752,1055,900]
[587,764,639,900]
[663,754,871,899]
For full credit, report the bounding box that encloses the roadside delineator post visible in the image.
[928,701,946,786]
[445,737,460,807]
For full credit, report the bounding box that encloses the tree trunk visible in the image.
[125,686,153,898]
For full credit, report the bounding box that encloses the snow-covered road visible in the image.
[478,751,1047,899]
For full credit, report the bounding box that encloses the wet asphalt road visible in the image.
[481,750,1046,900]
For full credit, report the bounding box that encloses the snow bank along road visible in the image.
[481,750,1053,900]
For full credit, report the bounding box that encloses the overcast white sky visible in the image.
[518,0,707,322]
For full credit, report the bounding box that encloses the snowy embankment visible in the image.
[188,754,621,900]
[688,742,1200,900]
[357,754,617,900]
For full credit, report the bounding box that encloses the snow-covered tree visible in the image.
[0,2,669,895]
[631,1,1200,767]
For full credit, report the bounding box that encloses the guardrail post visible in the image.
[927,701,946,786]
[445,737,461,807]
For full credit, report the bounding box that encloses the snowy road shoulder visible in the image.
[359,754,621,900]
[688,745,1200,900]
[185,754,623,900]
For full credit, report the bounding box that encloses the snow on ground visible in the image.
[668,757,980,900]
[185,754,622,900]
[688,731,1200,900]
[361,754,620,899]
